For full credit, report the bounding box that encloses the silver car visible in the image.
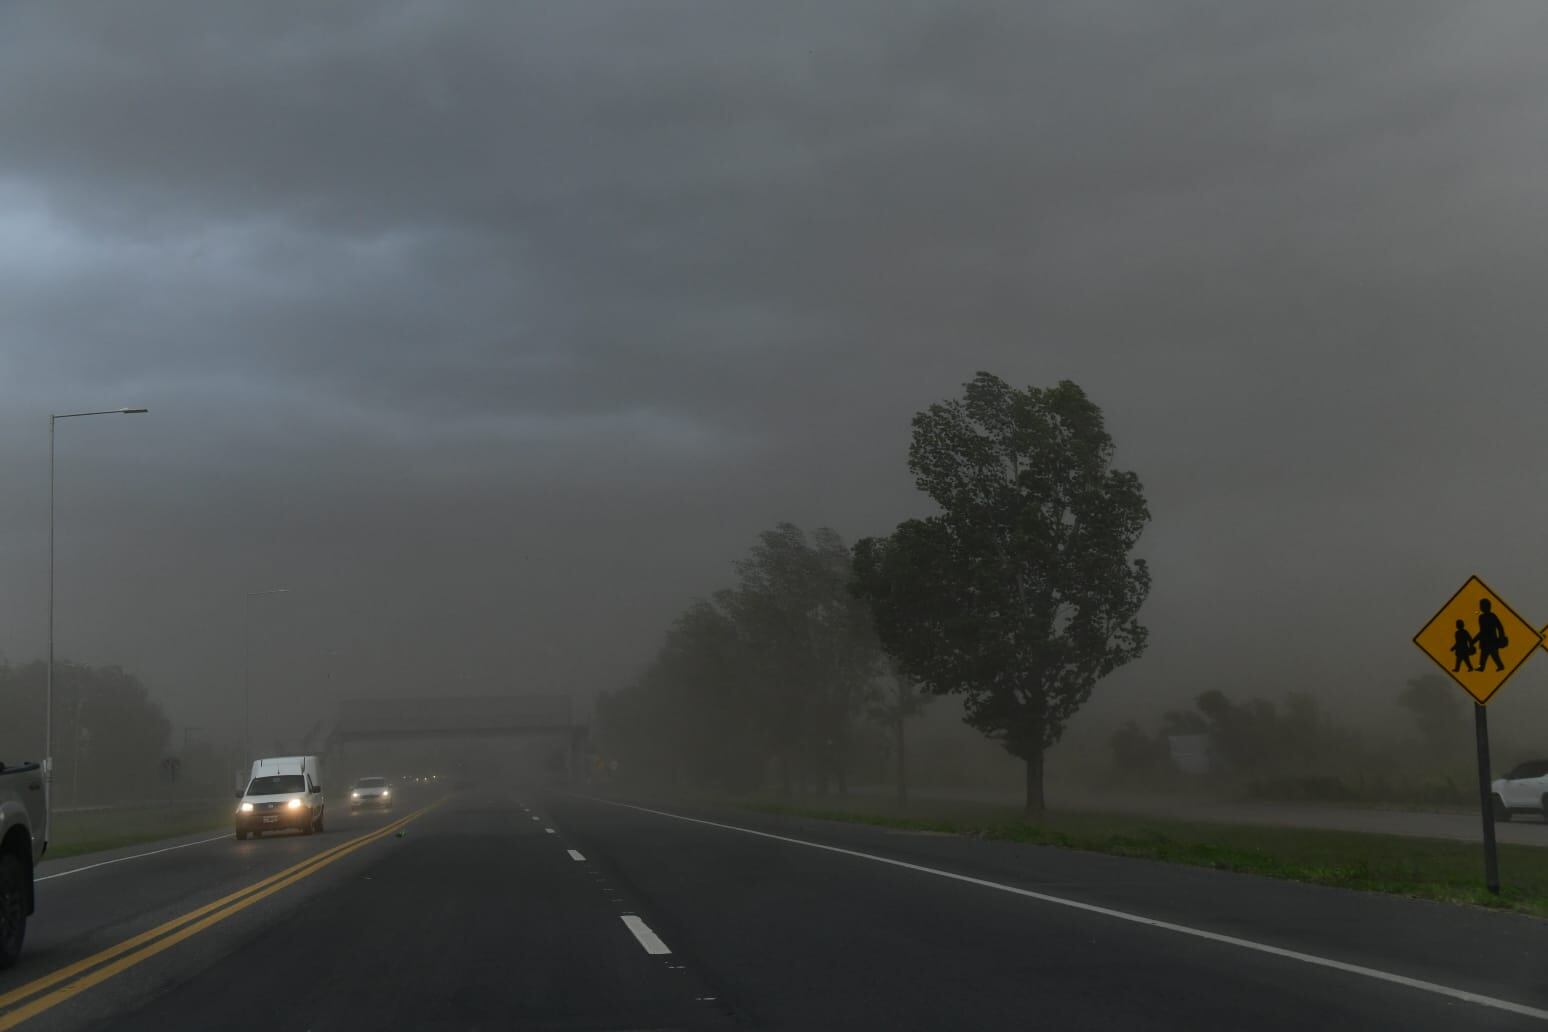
[348,776,394,812]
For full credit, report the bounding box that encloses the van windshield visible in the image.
[248,775,305,795]
[357,778,386,788]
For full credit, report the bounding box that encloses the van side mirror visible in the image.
[235,790,244,799]
[313,785,322,794]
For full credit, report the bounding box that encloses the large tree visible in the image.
[854,374,1150,815]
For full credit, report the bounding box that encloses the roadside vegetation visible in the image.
[0,659,245,809]
[48,801,233,859]
[599,374,1152,816]
[1107,675,1481,809]
[735,796,1548,917]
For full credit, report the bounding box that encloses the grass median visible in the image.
[48,801,234,859]
[734,796,1548,918]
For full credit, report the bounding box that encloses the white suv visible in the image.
[1491,760,1548,821]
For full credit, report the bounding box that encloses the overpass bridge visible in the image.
[324,695,587,776]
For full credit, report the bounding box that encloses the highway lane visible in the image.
[2,789,1546,1029]
[546,793,1548,1031]
[2,791,727,1032]
[25,804,407,977]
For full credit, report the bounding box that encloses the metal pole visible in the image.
[243,588,288,767]
[1474,703,1500,894]
[46,415,55,785]
[243,592,251,765]
[71,695,83,806]
[45,407,146,786]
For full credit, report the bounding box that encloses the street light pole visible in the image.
[243,588,289,763]
[47,407,148,784]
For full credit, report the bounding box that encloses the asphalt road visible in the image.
[1,787,1546,1030]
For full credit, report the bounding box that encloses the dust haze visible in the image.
[4,1,1548,797]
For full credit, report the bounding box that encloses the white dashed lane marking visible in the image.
[621,915,672,955]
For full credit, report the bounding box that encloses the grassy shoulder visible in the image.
[47,801,234,860]
[734,796,1548,918]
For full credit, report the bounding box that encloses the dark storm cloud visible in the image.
[4,0,1548,751]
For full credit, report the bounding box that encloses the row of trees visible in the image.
[601,373,1153,814]
[0,659,203,804]
[597,523,897,796]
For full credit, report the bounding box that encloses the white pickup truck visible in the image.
[0,759,46,968]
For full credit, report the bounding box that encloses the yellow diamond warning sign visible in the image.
[1414,576,1541,704]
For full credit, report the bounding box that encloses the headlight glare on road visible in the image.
[239,802,254,813]
[287,797,303,810]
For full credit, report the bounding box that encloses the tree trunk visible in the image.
[896,716,908,809]
[1024,748,1045,818]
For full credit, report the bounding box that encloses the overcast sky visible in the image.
[5,1,1548,753]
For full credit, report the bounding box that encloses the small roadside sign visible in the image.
[1413,575,1540,705]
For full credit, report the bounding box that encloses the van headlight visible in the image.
[351,792,360,799]
[287,798,303,810]
[239,802,254,813]
[381,790,390,798]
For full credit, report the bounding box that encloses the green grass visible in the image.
[735,796,1548,918]
[47,801,234,859]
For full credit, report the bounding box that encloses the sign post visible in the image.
[1472,704,1499,894]
[1413,575,1540,895]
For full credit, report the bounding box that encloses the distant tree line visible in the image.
[601,373,1153,815]
[1108,676,1475,805]
[598,522,897,797]
[0,659,224,804]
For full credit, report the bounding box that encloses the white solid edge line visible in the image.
[578,796,1548,1023]
[567,849,586,861]
[621,914,672,955]
[36,832,233,882]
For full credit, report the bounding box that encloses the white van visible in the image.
[235,755,326,839]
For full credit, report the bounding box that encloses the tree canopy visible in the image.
[853,373,1151,813]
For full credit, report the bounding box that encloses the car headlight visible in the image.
[239,802,254,813]
[351,792,360,799]
[381,790,390,798]
[287,797,303,810]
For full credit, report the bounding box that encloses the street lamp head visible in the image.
[120,408,149,414]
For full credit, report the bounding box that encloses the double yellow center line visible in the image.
[0,803,438,1029]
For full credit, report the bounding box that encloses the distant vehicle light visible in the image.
[287,798,303,810]
[239,802,254,813]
